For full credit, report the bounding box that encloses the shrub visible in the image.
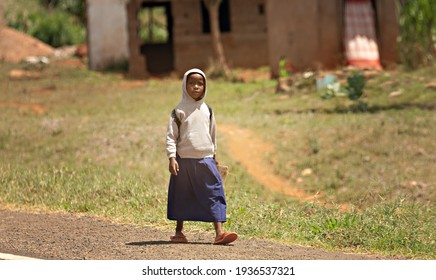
[6,8,85,48]
[30,11,85,47]
[398,0,435,69]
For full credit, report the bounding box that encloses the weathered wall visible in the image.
[0,1,4,26]
[89,0,399,78]
[87,0,130,70]
[127,0,146,78]
[376,0,399,67]
[318,0,344,68]
[266,0,342,78]
[172,0,268,73]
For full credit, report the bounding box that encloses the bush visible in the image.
[398,0,436,69]
[38,0,87,25]
[30,11,85,47]
[7,9,85,48]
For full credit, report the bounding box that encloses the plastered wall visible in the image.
[87,0,130,70]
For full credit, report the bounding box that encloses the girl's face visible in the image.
[186,73,205,101]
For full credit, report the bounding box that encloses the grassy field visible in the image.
[0,61,435,259]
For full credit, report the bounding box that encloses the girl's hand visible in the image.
[169,157,179,176]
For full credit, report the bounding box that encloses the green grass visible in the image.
[0,62,435,259]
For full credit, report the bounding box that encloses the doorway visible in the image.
[342,0,381,69]
[138,1,174,75]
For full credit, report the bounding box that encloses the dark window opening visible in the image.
[258,4,264,15]
[201,0,231,33]
[139,2,174,74]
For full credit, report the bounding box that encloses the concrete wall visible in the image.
[87,0,130,70]
[266,0,342,78]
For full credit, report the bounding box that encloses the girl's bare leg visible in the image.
[213,222,224,238]
[170,220,188,242]
[175,220,184,236]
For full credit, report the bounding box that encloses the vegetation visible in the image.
[138,7,169,44]
[398,0,436,69]
[318,71,367,111]
[37,0,87,24]
[0,62,434,259]
[3,0,435,70]
[3,0,86,47]
[203,0,231,78]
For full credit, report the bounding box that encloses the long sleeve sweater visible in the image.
[166,68,216,159]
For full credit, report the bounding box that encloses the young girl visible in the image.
[166,68,237,245]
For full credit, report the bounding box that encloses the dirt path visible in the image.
[0,209,386,260]
[219,124,350,211]
[0,102,46,115]
[219,124,314,201]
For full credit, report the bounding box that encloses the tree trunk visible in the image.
[203,0,230,76]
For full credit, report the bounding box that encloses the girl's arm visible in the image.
[166,114,179,159]
[166,113,179,175]
[210,109,217,152]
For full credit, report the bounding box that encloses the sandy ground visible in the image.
[0,208,390,260]
[0,26,54,62]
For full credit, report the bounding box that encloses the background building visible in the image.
[86,0,399,78]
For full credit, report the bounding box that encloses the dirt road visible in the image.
[0,208,389,260]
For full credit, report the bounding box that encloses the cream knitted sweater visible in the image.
[166,68,216,159]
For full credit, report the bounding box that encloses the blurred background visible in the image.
[1,0,434,78]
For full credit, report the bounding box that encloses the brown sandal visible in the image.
[213,232,238,245]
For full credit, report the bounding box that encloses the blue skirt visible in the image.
[167,156,227,222]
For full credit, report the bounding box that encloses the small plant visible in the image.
[318,72,367,111]
[275,57,293,93]
[345,72,368,111]
[279,57,290,78]
[345,72,365,101]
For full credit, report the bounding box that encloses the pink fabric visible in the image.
[344,0,382,69]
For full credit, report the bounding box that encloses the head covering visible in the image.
[182,68,207,103]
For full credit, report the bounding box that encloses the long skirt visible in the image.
[167,156,227,222]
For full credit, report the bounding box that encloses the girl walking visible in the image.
[166,68,237,245]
